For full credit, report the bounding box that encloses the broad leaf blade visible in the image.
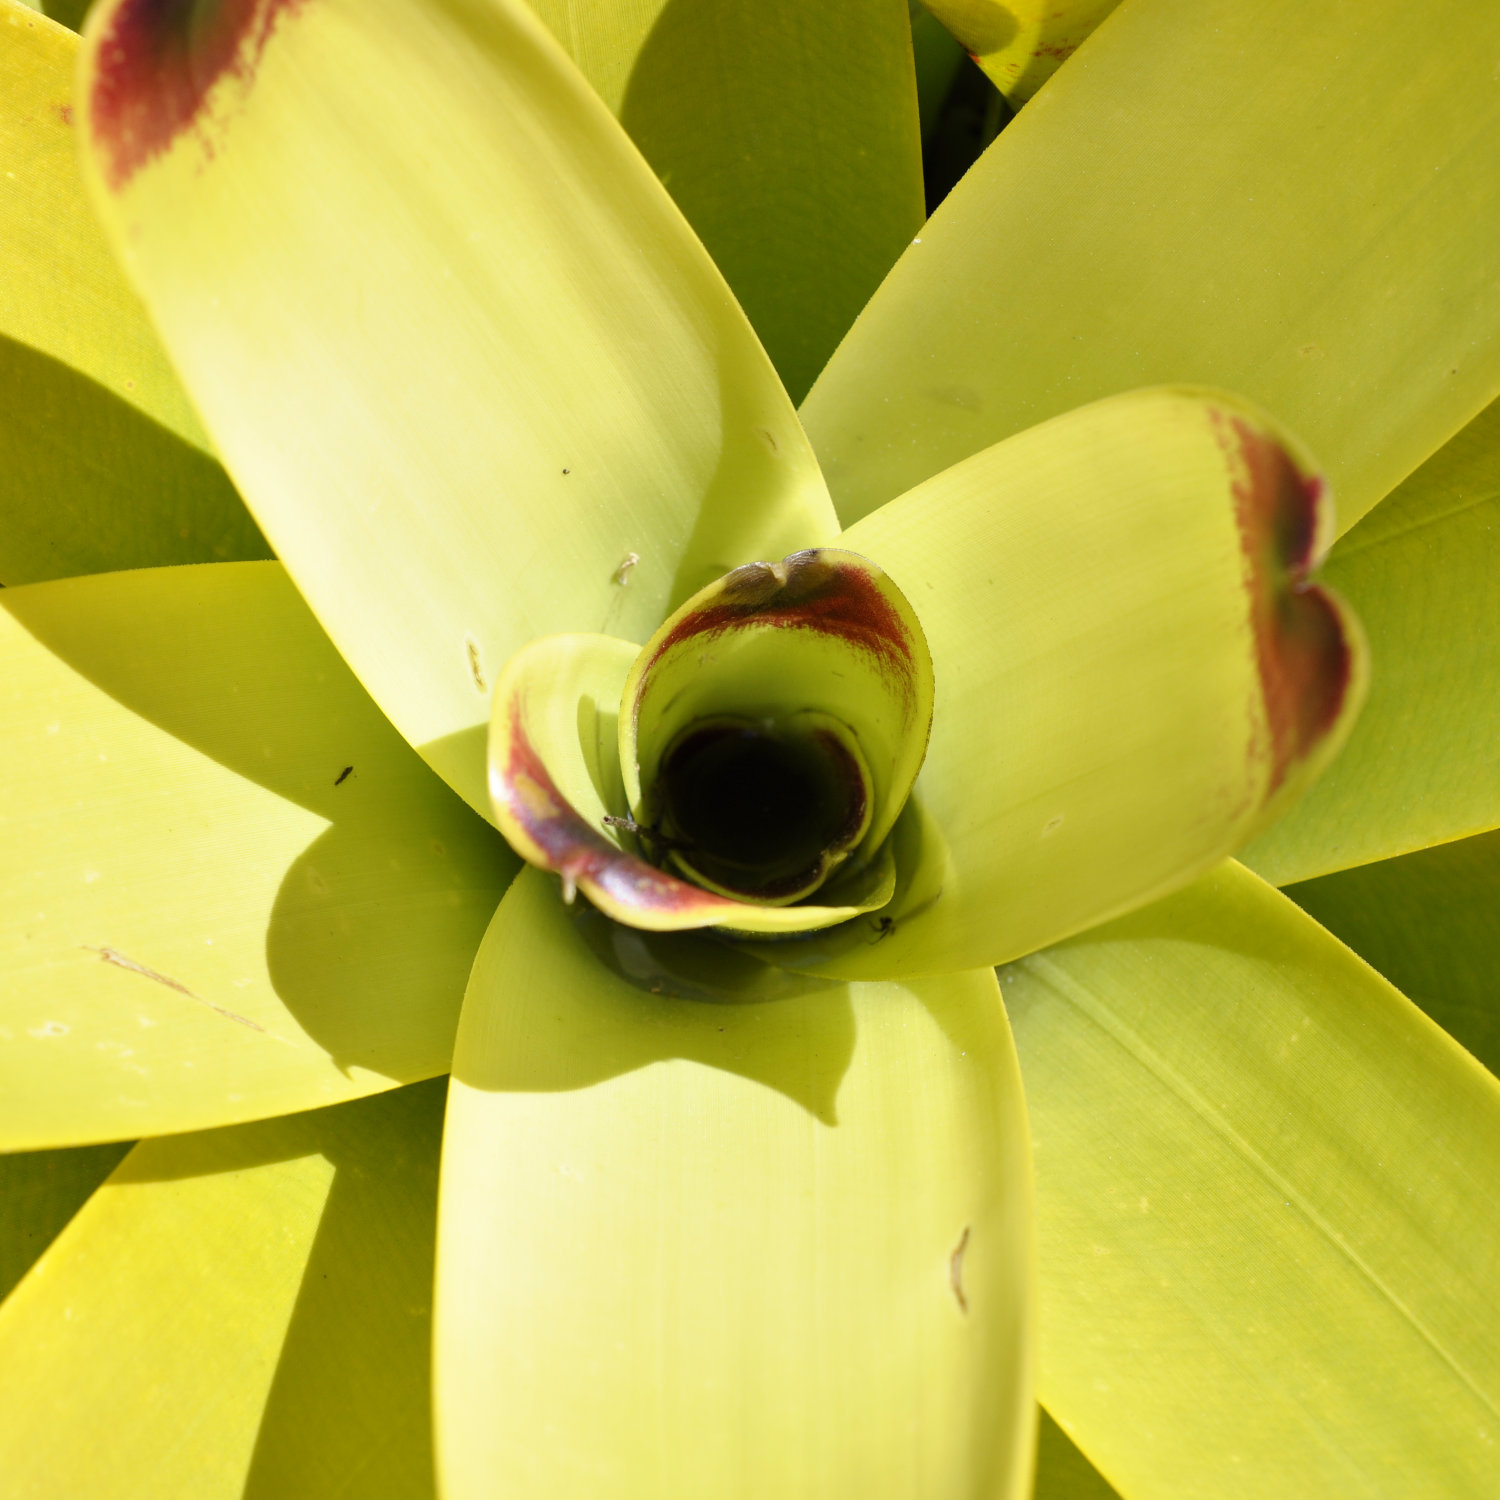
[1242,395,1500,884]
[803,0,1500,536]
[1287,828,1500,1080]
[0,0,267,582]
[1034,1411,1123,1500]
[0,1083,443,1500]
[531,0,924,402]
[0,1140,129,1302]
[76,0,836,818]
[1,563,514,1147]
[1005,861,1500,1498]
[773,390,1363,979]
[434,866,1035,1500]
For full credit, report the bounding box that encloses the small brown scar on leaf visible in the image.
[950,1225,971,1314]
[334,765,353,786]
[754,426,780,455]
[613,552,640,586]
[561,467,571,475]
[85,946,265,1032]
[466,638,487,693]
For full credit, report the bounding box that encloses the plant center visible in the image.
[655,717,866,896]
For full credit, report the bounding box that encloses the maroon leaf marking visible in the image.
[89,0,307,191]
[494,704,740,921]
[647,550,917,696]
[1216,410,1354,793]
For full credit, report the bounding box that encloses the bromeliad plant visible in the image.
[2,0,1500,1496]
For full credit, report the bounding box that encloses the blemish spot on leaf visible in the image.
[466,637,487,694]
[924,384,983,413]
[754,426,780,456]
[613,551,640,586]
[84,945,264,1030]
[333,765,353,786]
[950,1225,971,1314]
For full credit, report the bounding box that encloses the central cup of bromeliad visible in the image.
[649,714,870,903]
[489,548,934,937]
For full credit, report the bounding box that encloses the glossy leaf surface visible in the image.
[803,0,1500,536]
[0,0,266,583]
[77,0,835,818]
[0,1083,444,1499]
[774,389,1364,979]
[1,563,513,1148]
[1243,394,1500,884]
[532,0,924,401]
[1288,828,1500,1079]
[435,867,1035,1500]
[1005,862,1500,1498]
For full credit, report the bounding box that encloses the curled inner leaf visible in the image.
[620,548,934,908]
[486,631,900,937]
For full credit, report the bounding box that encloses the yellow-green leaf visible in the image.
[435,867,1035,1500]
[1287,827,1500,1080]
[76,0,836,818]
[1034,1410,1123,1500]
[1242,394,1500,884]
[532,0,924,402]
[1,563,514,1148]
[0,0,268,583]
[773,389,1364,980]
[1004,861,1500,1498]
[0,1082,444,1500]
[802,0,1500,537]
[922,0,1123,105]
[0,1140,128,1302]
[532,0,922,403]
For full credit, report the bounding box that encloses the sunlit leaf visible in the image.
[1242,394,1500,884]
[771,389,1363,979]
[435,867,1035,1500]
[1,563,513,1148]
[803,0,1500,537]
[0,1082,443,1500]
[531,0,924,402]
[1004,861,1500,1498]
[0,1140,128,1302]
[0,0,267,582]
[76,0,835,818]
[1287,828,1500,1080]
